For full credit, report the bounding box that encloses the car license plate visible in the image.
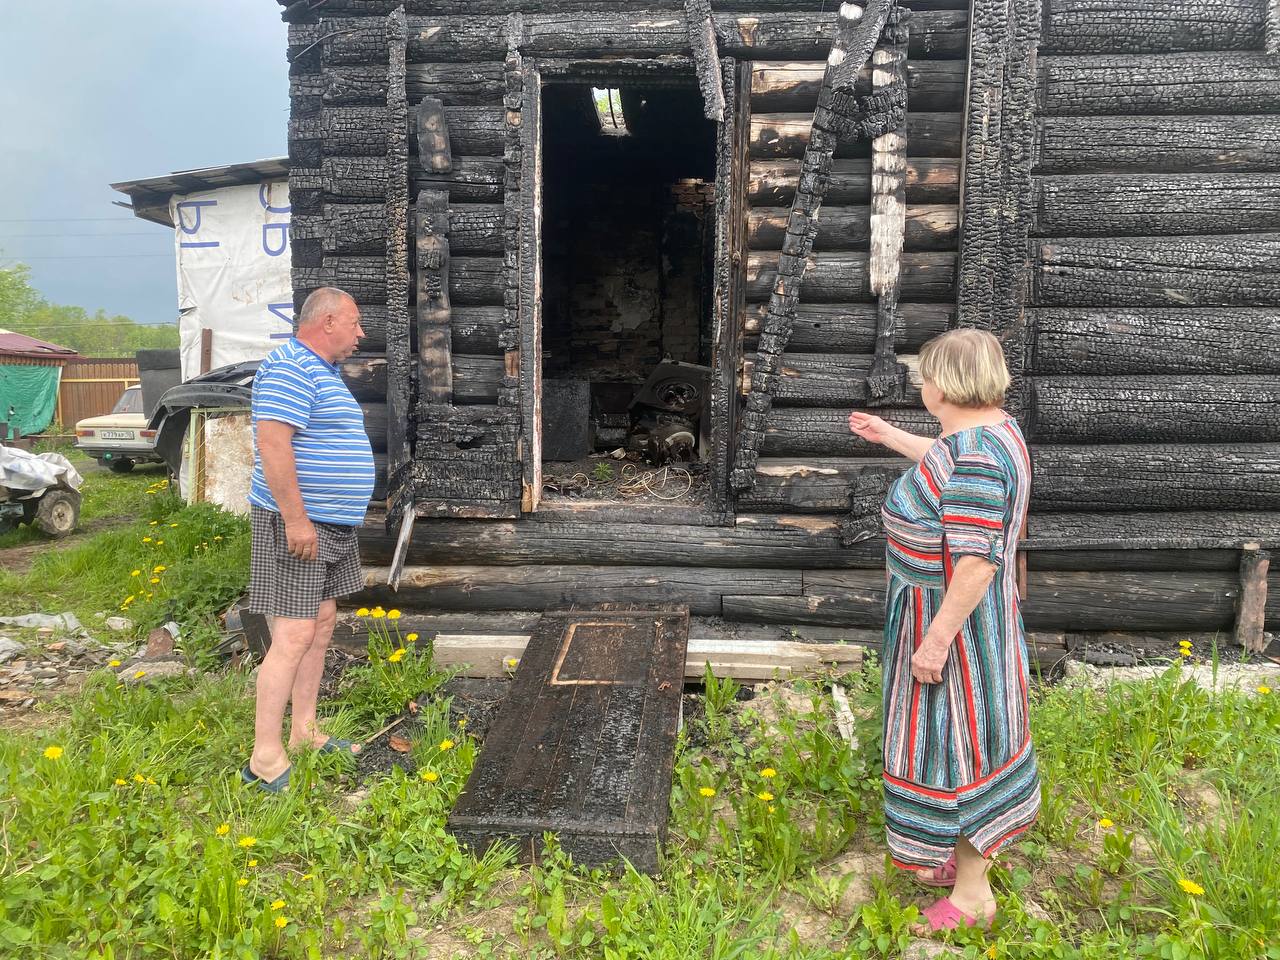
[101,431,134,439]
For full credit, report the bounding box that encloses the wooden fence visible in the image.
[56,358,140,430]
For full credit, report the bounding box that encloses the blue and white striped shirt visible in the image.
[248,338,375,526]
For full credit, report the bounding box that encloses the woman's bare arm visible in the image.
[848,412,936,462]
[911,556,998,684]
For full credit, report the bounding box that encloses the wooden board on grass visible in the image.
[446,605,689,873]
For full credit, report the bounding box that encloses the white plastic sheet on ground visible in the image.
[172,180,293,381]
[0,447,83,494]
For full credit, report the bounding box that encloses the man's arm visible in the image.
[257,419,318,560]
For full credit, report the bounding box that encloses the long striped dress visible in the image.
[879,418,1040,870]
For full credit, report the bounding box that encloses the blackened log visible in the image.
[1041,0,1268,55]
[296,255,504,307]
[1033,235,1280,308]
[1027,511,1280,550]
[407,63,505,106]
[1033,444,1280,513]
[748,157,959,204]
[414,97,453,173]
[1036,116,1280,175]
[416,189,453,404]
[288,1,968,13]
[452,355,504,404]
[743,301,952,352]
[750,111,962,159]
[751,59,964,112]
[760,407,938,456]
[355,564,805,617]
[1032,174,1280,237]
[745,251,957,302]
[384,7,413,520]
[361,402,389,452]
[1031,376,1280,443]
[319,11,967,63]
[450,306,506,353]
[1026,547,1241,573]
[747,204,957,251]
[319,63,388,108]
[725,569,1278,632]
[290,106,504,163]
[420,204,504,254]
[684,0,726,121]
[340,356,387,401]
[1038,53,1280,116]
[358,514,886,569]
[415,157,506,202]
[1030,307,1280,375]
[741,445,1280,513]
[1234,543,1271,652]
[741,353,922,407]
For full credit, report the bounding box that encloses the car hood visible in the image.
[146,360,260,471]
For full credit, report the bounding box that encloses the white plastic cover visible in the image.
[0,447,84,494]
[171,181,293,381]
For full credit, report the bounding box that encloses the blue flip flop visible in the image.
[317,737,361,756]
[241,763,291,793]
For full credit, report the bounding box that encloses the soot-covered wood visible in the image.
[447,606,688,874]
[748,157,959,204]
[1040,0,1269,55]
[384,6,413,522]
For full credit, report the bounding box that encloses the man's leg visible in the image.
[287,598,358,751]
[250,615,318,782]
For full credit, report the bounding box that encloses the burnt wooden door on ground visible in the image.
[447,605,689,873]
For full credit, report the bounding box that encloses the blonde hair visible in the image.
[918,329,1010,408]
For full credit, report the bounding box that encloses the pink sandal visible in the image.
[913,897,997,933]
[914,852,957,888]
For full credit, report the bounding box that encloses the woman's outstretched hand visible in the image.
[848,411,893,445]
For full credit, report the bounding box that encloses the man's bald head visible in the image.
[294,287,364,362]
[298,287,357,329]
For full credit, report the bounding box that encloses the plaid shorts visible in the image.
[248,506,364,620]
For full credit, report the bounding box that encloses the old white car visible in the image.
[73,385,162,473]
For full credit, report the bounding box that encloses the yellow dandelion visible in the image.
[760,767,777,779]
[301,873,314,881]
[214,535,223,541]
[168,523,178,528]
[237,877,248,887]
[146,490,157,495]
[457,718,467,729]
[387,648,406,663]
[145,776,156,785]
[371,607,386,619]
[142,537,153,543]
[155,540,164,546]
[387,609,401,620]
[406,632,419,642]
[768,805,776,813]
[1098,818,1114,829]
[421,769,440,782]
[134,670,147,679]
[216,823,231,837]
[699,786,716,798]
[757,791,774,802]
[1179,878,1205,897]
[238,836,257,849]
[133,773,145,783]
[1258,685,1272,695]
[43,745,64,760]
[149,577,160,584]
[271,899,285,910]
[356,607,370,617]
[504,657,519,669]
[149,520,158,526]
[109,660,121,667]
[1179,639,1192,647]
[275,916,288,929]
[986,947,998,960]
[114,778,127,786]
[248,858,259,867]
[439,739,455,751]
[1180,649,1192,658]
[131,569,141,577]
[153,565,166,573]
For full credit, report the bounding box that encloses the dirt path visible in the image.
[0,516,134,575]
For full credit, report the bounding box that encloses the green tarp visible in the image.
[0,363,61,437]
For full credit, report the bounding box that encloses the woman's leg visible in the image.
[947,835,997,920]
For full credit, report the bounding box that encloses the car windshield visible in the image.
[112,388,143,415]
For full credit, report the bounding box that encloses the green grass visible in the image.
[2,497,1278,958]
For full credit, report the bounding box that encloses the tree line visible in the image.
[0,262,178,357]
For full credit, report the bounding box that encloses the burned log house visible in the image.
[280,0,1280,663]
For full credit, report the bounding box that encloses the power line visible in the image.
[0,231,165,239]
[2,322,177,332]
[0,254,173,261]
[0,217,141,223]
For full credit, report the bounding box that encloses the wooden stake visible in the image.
[1234,542,1271,653]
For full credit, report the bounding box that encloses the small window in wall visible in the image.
[591,87,628,135]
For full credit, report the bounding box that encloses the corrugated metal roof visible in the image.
[110,157,290,227]
[0,329,80,361]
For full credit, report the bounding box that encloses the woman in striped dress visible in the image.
[848,329,1040,932]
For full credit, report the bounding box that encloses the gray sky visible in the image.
[0,1,288,324]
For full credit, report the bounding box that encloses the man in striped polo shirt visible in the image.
[242,286,375,792]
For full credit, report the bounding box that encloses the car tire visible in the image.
[33,490,80,538]
[108,458,136,474]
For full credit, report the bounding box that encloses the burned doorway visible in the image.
[538,82,719,508]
